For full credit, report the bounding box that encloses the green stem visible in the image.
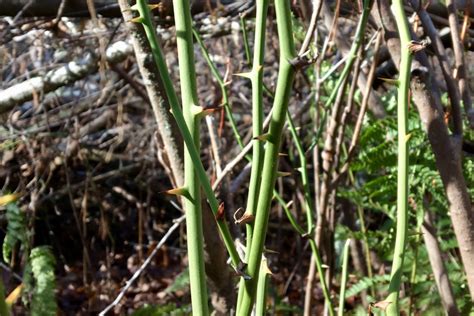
[172,0,208,313]
[309,239,334,315]
[134,0,240,269]
[356,205,375,297]
[286,112,334,314]
[237,0,296,313]
[244,0,269,258]
[237,2,269,312]
[286,112,314,234]
[338,239,351,316]
[308,0,373,152]
[274,193,305,235]
[240,14,252,66]
[387,2,412,315]
[255,258,270,315]
[192,29,245,149]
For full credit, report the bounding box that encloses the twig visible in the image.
[99,215,186,316]
[446,0,474,128]
[409,0,463,136]
[298,0,323,56]
[212,109,273,191]
[331,31,383,188]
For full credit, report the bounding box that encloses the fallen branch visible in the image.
[0,40,133,114]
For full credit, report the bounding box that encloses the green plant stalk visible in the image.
[194,24,303,313]
[356,205,375,297]
[338,239,351,316]
[286,112,334,313]
[172,0,208,313]
[236,2,269,311]
[286,112,314,233]
[274,192,333,313]
[192,29,245,149]
[274,193,305,235]
[255,259,270,315]
[408,228,421,316]
[134,0,240,268]
[386,1,412,315]
[244,0,269,258]
[237,0,296,313]
[308,0,373,152]
[240,14,252,65]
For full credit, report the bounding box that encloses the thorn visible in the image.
[378,77,399,86]
[405,133,412,142]
[233,208,255,225]
[191,105,204,116]
[261,257,273,275]
[148,3,162,11]
[216,202,225,221]
[285,200,294,208]
[128,16,145,24]
[255,64,264,72]
[277,171,292,177]
[163,187,186,195]
[162,187,192,200]
[263,247,279,255]
[130,4,139,10]
[202,106,222,116]
[253,133,270,142]
[295,167,304,173]
[234,71,252,79]
[192,105,221,118]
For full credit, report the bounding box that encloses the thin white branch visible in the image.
[99,215,185,316]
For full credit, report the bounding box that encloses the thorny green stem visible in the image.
[286,113,333,313]
[236,1,269,312]
[308,0,373,152]
[255,258,270,315]
[134,0,240,270]
[192,28,245,149]
[274,193,305,235]
[387,1,412,315]
[286,112,314,233]
[244,0,269,259]
[172,0,209,313]
[356,205,375,297]
[338,239,351,316]
[274,189,332,311]
[237,0,296,313]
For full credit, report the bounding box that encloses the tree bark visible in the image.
[372,0,474,300]
[422,196,460,316]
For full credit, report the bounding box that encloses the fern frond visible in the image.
[29,246,57,316]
